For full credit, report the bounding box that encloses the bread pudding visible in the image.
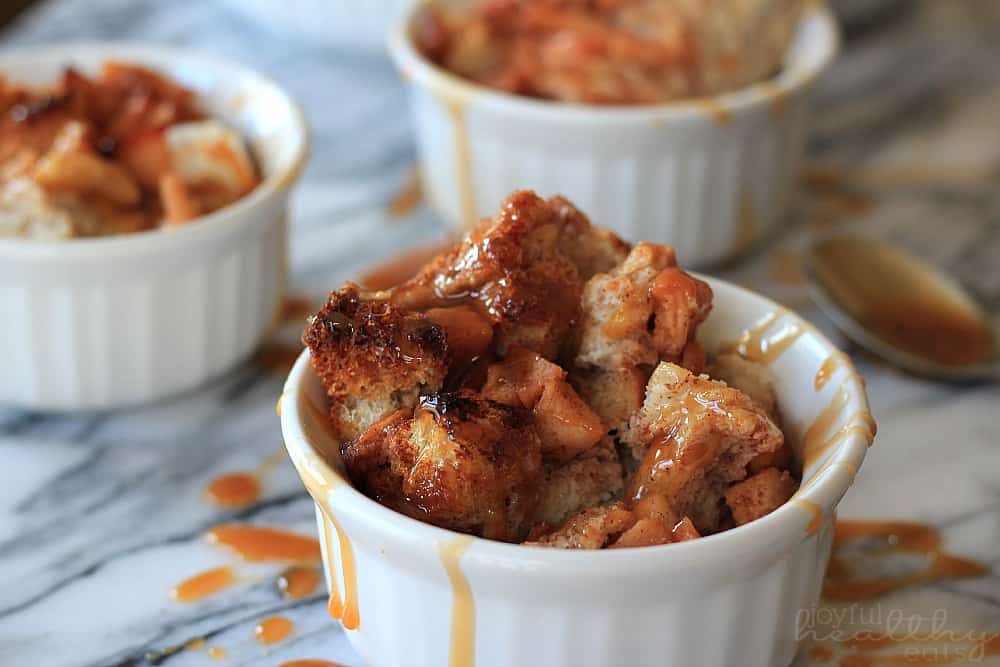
[413,0,808,105]
[305,191,799,548]
[0,62,260,239]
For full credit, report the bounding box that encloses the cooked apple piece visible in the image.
[725,467,798,526]
[482,347,605,463]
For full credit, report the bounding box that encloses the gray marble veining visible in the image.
[1,1,999,666]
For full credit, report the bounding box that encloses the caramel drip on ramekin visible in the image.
[439,536,476,667]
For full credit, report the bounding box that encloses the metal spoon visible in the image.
[804,236,998,381]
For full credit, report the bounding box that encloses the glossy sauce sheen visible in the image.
[278,566,322,599]
[206,525,321,564]
[824,520,989,601]
[439,536,476,667]
[170,566,235,602]
[254,616,294,644]
[811,238,995,367]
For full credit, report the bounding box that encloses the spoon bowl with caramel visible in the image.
[806,237,998,382]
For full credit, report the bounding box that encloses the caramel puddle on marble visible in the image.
[835,631,1000,667]
[254,615,294,645]
[439,535,476,667]
[278,566,322,599]
[278,661,348,667]
[207,646,226,660]
[360,239,457,291]
[206,525,321,564]
[205,447,289,509]
[205,473,261,508]
[170,566,236,602]
[387,164,423,219]
[823,520,989,601]
[437,94,477,229]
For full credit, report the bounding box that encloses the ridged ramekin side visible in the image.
[0,201,287,409]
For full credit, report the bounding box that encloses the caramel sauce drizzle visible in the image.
[254,615,294,645]
[205,525,321,564]
[388,165,424,219]
[755,80,788,117]
[823,520,989,601]
[440,536,476,667]
[792,498,824,536]
[815,352,851,391]
[169,566,235,603]
[321,518,345,622]
[278,566,322,600]
[694,98,733,126]
[324,510,360,630]
[207,646,226,660]
[440,96,477,229]
[722,311,806,366]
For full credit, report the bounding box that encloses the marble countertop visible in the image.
[1,1,999,666]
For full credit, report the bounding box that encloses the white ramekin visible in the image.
[389,3,840,267]
[280,276,874,667]
[218,0,412,52]
[0,43,309,411]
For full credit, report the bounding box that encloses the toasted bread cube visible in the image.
[304,284,448,440]
[525,502,635,549]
